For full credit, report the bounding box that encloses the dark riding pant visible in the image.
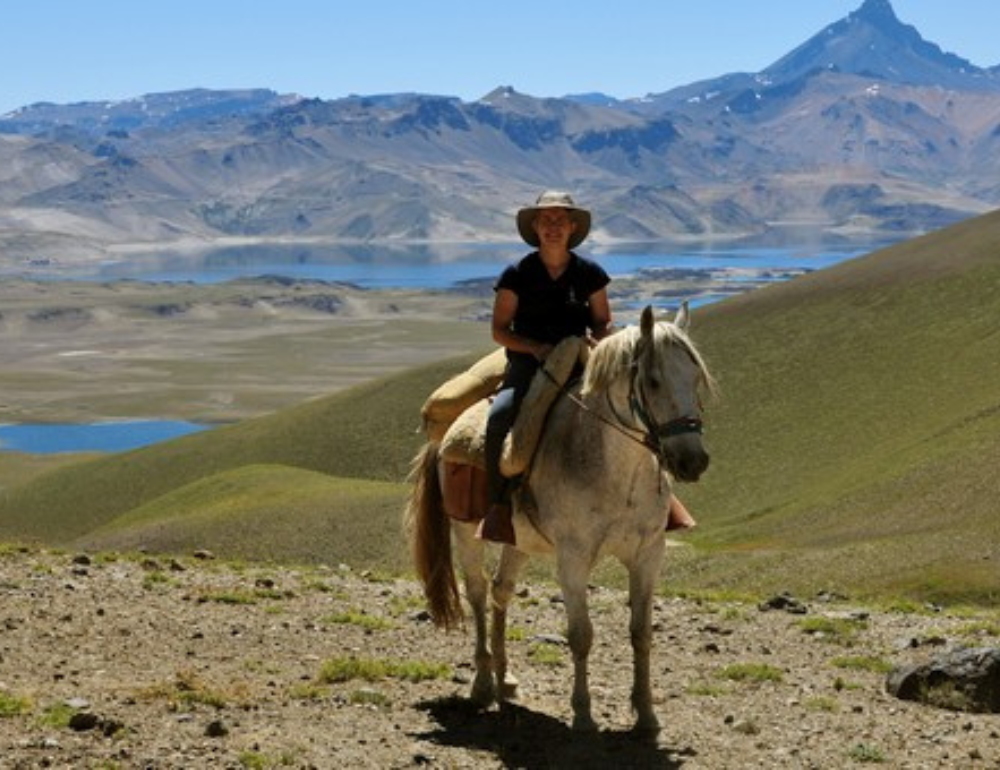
[485,353,538,505]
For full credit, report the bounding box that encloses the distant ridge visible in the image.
[0,88,301,133]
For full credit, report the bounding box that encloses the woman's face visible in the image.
[533,208,576,249]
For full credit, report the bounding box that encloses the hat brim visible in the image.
[516,206,591,250]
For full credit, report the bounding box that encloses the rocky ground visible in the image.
[0,548,997,768]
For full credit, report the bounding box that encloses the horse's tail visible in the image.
[403,441,463,630]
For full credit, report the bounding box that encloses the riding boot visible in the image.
[477,502,516,545]
[665,494,697,531]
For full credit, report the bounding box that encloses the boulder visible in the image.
[886,647,1000,713]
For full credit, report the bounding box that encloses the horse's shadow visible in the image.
[414,696,692,769]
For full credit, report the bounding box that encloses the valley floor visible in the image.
[0,271,747,425]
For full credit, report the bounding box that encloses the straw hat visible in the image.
[516,190,591,249]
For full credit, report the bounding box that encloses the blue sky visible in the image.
[2,1,998,115]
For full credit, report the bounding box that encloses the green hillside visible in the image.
[676,208,1000,603]
[0,353,483,569]
[75,465,409,568]
[1,210,999,603]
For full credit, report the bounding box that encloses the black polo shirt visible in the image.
[495,251,610,345]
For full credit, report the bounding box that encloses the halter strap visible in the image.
[541,366,701,459]
[628,364,703,449]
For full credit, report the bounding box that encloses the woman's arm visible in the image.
[587,287,613,341]
[491,288,552,361]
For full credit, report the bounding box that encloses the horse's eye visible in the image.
[647,377,661,391]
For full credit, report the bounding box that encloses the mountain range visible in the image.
[2,0,999,262]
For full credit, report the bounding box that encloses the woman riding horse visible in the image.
[407,299,713,734]
[480,190,695,544]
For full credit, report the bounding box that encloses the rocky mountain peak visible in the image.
[851,0,899,27]
[763,0,991,91]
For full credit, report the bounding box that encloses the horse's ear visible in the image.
[640,305,655,339]
[675,301,691,332]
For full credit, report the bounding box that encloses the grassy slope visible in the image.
[0,352,484,562]
[1,210,999,602]
[74,465,412,569]
[675,209,1000,602]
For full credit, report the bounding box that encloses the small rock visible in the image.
[193,550,216,561]
[101,718,125,737]
[758,592,808,614]
[732,718,759,735]
[68,712,101,732]
[530,633,568,646]
[205,719,229,737]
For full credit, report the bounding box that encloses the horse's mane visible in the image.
[581,320,716,396]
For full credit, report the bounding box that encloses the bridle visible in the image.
[626,361,704,451]
[540,347,704,462]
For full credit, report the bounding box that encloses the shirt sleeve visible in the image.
[494,264,521,294]
[580,257,610,297]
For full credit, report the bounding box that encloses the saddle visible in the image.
[421,337,589,522]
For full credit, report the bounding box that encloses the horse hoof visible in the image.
[499,673,519,701]
[632,720,661,741]
[470,683,496,708]
[572,715,599,733]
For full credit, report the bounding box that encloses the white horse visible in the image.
[406,304,713,734]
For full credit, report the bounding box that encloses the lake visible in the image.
[24,238,888,290]
[3,237,891,454]
[0,420,207,454]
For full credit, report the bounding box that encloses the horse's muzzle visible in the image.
[665,442,710,482]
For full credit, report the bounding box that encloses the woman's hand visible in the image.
[533,342,554,362]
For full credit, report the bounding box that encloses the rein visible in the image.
[539,365,702,459]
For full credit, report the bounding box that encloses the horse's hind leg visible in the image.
[453,523,495,707]
[490,545,529,701]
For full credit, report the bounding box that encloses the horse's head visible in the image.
[631,304,712,482]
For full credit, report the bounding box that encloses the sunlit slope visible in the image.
[0,354,483,547]
[74,465,411,569]
[677,208,1000,601]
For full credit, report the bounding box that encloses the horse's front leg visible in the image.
[453,523,495,707]
[627,540,665,735]
[490,545,529,702]
[557,549,598,732]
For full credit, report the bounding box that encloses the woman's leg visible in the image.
[480,356,536,544]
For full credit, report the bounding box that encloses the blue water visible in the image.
[0,420,207,454]
[4,237,891,454]
[18,239,886,289]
